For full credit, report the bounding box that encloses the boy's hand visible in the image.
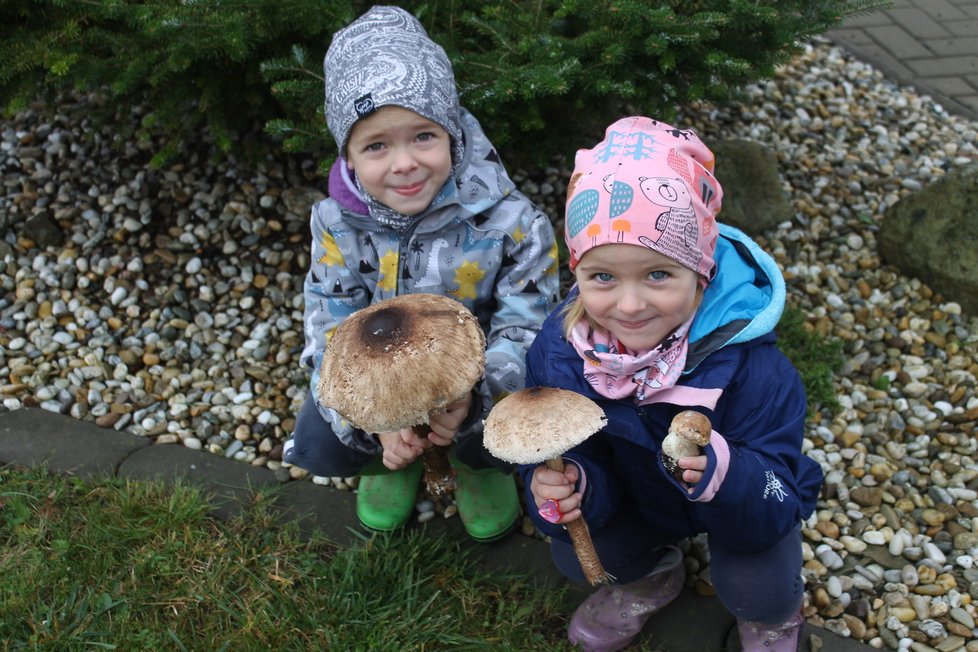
[529,463,582,525]
[378,428,431,470]
[426,393,473,446]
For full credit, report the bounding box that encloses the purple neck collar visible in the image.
[328,159,369,215]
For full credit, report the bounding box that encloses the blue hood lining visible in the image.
[689,224,786,347]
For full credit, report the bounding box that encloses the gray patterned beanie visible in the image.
[324,6,464,165]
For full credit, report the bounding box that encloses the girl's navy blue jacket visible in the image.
[520,224,824,553]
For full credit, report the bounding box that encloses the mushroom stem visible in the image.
[414,424,455,496]
[545,456,611,587]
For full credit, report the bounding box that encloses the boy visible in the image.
[282,5,560,542]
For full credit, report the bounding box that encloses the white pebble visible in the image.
[826,575,843,598]
[864,530,887,546]
[923,542,947,564]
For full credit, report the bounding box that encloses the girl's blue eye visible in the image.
[365,142,384,152]
[417,132,435,142]
[648,270,668,281]
[595,272,614,282]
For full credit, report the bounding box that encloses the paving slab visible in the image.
[0,407,149,479]
[119,441,281,522]
[827,0,978,121]
[276,477,362,544]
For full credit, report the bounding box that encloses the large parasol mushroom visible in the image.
[317,293,486,496]
[483,386,611,586]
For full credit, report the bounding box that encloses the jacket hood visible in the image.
[685,223,786,370]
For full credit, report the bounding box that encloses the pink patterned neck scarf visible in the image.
[568,317,694,405]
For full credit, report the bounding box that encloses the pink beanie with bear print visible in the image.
[564,116,723,281]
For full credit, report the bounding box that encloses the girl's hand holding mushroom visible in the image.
[530,462,583,525]
[676,454,708,488]
[660,410,713,492]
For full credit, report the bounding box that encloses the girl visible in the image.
[518,116,823,651]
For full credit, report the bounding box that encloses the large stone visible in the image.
[878,163,978,315]
[281,186,326,217]
[710,139,794,235]
[21,212,64,248]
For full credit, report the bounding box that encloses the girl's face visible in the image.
[574,244,701,352]
[346,106,452,216]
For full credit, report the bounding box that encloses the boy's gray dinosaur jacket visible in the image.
[301,109,560,453]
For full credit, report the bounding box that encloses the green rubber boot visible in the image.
[451,454,519,543]
[356,457,423,532]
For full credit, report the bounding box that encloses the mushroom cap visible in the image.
[317,293,486,433]
[483,387,607,464]
[668,410,712,447]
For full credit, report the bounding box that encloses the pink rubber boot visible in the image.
[736,608,804,651]
[567,546,685,652]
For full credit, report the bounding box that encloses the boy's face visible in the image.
[346,106,452,216]
[574,244,701,352]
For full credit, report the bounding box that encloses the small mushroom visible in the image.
[661,410,712,482]
[483,386,611,586]
[318,293,486,496]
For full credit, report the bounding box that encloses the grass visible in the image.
[776,305,844,417]
[0,465,573,651]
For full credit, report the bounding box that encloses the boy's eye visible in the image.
[416,132,436,142]
[365,142,385,152]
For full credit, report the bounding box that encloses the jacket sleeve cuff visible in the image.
[686,430,729,502]
[568,458,588,497]
[316,400,381,455]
